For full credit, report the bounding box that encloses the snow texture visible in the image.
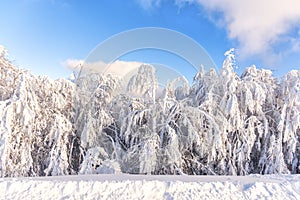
[0,174,300,199]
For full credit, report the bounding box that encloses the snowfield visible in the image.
[1,174,300,200]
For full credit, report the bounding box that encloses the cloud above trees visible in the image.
[137,0,300,60]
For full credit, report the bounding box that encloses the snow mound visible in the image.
[1,174,300,199]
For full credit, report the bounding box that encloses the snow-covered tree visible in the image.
[278,70,300,173]
[1,45,300,177]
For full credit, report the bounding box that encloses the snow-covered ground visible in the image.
[1,174,300,199]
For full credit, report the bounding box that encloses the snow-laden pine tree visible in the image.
[74,71,121,174]
[154,77,189,174]
[0,46,80,176]
[239,65,287,174]
[278,70,300,173]
[108,64,159,174]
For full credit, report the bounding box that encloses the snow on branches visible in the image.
[0,47,299,177]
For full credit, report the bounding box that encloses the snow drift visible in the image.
[1,174,300,199]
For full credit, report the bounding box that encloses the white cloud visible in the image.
[62,59,143,79]
[290,31,300,52]
[136,0,161,9]
[195,0,300,58]
[137,0,300,59]
[62,59,83,70]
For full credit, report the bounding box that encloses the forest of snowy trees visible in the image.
[0,46,299,177]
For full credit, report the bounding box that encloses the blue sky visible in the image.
[0,0,300,79]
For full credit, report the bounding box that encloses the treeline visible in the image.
[0,48,299,177]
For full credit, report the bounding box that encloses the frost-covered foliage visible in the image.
[278,70,300,173]
[0,46,300,177]
[0,48,80,177]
